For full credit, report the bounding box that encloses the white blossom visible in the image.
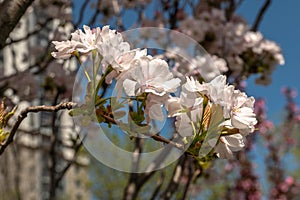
[97,26,130,68]
[51,25,102,59]
[190,55,223,82]
[51,25,131,67]
[230,90,257,133]
[105,49,147,84]
[122,56,181,97]
[144,93,169,122]
[71,25,102,54]
[209,134,245,159]
[166,77,204,137]
[51,40,76,59]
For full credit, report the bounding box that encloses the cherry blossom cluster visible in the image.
[166,75,257,158]
[52,25,257,159]
[178,7,284,85]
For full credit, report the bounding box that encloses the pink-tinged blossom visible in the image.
[230,90,257,133]
[209,134,245,159]
[168,77,202,105]
[71,25,102,54]
[122,56,181,97]
[51,25,131,67]
[196,75,228,104]
[175,107,203,137]
[165,75,257,158]
[51,40,76,59]
[244,31,263,49]
[144,93,169,122]
[177,7,284,85]
[190,55,226,82]
[167,75,257,140]
[105,49,147,84]
[112,49,147,72]
[97,26,130,69]
[166,77,204,137]
[285,176,295,186]
[51,25,102,59]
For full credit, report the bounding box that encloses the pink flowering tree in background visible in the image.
[0,0,299,200]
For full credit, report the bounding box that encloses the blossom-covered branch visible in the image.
[51,25,257,160]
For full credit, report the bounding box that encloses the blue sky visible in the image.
[238,0,300,122]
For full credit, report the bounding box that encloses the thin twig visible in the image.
[251,0,272,31]
[103,114,184,149]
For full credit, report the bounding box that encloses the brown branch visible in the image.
[251,0,272,31]
[225,0,235,21]
[0,99,184,157]
[105,114,184,150]
[167,0,180,30]
[0,0,35,49]
[0,102,76,155]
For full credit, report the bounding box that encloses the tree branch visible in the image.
[251,0,272,31]
[105,115,185,150]
[0,0,35,49]
[0,102,76,155]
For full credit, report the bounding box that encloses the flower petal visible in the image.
[149,104,164,121]
[123,79,139,96]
